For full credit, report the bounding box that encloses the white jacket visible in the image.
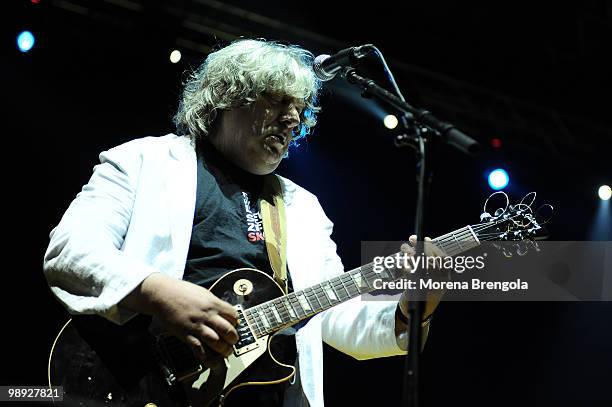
[43,134,407,407]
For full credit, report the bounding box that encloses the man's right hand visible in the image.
[119,273,238,365]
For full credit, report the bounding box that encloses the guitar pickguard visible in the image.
[187,335,270,405]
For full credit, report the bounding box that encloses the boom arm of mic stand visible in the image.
[343,69,481,156]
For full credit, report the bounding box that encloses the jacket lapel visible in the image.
[165,136,197,275]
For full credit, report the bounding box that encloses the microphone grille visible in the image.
[313,54,335,81]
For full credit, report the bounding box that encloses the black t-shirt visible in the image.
[184,139,272,286]
[183,140,304,406]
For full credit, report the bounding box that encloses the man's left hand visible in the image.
[396,235,449,327]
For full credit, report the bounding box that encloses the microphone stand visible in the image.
[340,68,480,407]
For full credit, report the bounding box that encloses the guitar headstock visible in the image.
[473,191,553,257]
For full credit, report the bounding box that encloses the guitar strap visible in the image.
[260,174,288,294]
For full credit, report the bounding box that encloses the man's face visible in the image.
[209,93,305,175]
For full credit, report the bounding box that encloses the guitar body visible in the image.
[50,269,295,406]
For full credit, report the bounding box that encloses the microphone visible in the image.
[313,44,375,81]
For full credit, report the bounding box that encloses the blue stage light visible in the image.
[488,168,509,190]
[17,31,35,53]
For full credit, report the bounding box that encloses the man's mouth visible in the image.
[267,133,286,145]
[272,134,285,145]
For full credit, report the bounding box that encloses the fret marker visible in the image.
[258,310,270,329]
[286,300,297,318]
[323,283,337,301]
[298,294,312,312]
[271,307,282,323]
[351,273,363,289]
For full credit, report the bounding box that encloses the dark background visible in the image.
[3,0,612,405]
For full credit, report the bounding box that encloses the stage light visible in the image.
[488,168,509,190]
[169,49,181,63]
[17,31,35,53]
[598,185,611,201]
[383,114,398,129]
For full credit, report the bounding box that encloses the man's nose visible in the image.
[279,104,300,130]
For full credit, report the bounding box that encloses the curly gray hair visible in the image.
[173,39,322,145]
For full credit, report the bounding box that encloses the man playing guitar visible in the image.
[44,39,444,407]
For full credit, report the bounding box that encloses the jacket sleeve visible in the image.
[43,139,159,324]
[315,202,429,360]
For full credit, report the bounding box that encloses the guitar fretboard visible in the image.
[243,225,482,338]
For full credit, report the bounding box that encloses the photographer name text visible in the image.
[373,278,529,292]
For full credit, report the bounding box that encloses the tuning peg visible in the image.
[480,212,492,222]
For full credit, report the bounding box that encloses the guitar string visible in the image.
[248,240,509,337]
[248,262,414,337]
[436,219,516,243]
[244,219,526,336]
[245,274,368,336]
[434,217,529,253]
[176,248,453,355]
[246,239,498,337]
[153,221,527,351]
[246,270,365,325]
[247,243,480,336]
[245,276,364,336]
[252,246,507,336]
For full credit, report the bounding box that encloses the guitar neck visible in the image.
[243,225,481,338]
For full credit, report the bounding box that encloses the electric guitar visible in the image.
[48,192,550,406]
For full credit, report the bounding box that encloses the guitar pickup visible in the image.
[233,305,259,356]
